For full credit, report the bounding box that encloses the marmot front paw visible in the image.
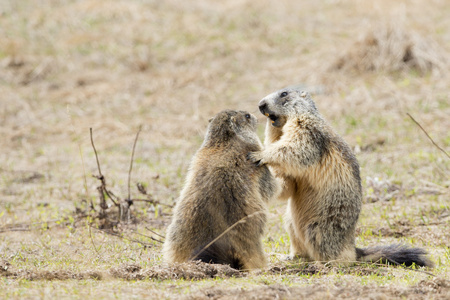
[247,151,265,166]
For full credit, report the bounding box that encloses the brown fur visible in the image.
[163,110,278,270]
[248,88,433,267]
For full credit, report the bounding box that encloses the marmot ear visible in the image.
[208,117,213,123]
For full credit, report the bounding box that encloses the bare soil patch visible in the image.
[188,278,450,300]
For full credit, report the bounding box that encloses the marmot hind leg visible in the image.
[285,213,311,261]
[242,247,267,270]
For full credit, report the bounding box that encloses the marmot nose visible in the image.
[258,101,267,114]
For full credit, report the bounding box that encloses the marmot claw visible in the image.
[247,151,264,166]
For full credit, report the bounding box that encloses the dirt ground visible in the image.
[0,0,449,299]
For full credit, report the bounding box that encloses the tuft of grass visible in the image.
[332,22,449,76]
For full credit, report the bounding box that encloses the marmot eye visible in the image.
[280,91,288,97]
[245,114,251,119]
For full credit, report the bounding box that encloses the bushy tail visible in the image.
[356,244,434,267]
[191,240,244,270]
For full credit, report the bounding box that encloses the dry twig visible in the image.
[191,211,264,261]
[0,228,31,233]
[86,127,166,226]
[145,227,166,240]
[407,113,450,160]
[88,219,101,256]
[131,198,173,208]
[91,226,154,248]
[131,231,164,244]
[127,126,142,201]
[90,128,119,207]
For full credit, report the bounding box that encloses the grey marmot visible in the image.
[163,109,278,269]
[248,88,433,267]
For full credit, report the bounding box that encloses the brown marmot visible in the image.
[248,88,433,267]
[163,110,278,270]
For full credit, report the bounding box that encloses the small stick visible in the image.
[127,126,142,201]
[145,227,166,240]
[131,231,164,243]
[79,143,94,210]
[0,228,31,233]
[191,211,264,261]
[0,219,62,233]
[407,113,450,160]
[90,128,103,178]
[88,221,101,256]
[68,106,92,209]
[106,189,120,204]
[90,128,118,206]
[92,226,154,248]
[130,198,173,208]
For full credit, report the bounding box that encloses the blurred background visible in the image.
[0,0,449,296]
[1,0,448,202]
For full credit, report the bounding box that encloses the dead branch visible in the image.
[127,125,142,201]
[130,198,173,208]
[90,128,119,208]
[88,221,101,256]
[0,228,31,233]
[131,231,164,243]
[0,218,78,233]
[407,113,450,160]
[68,105,93,210]
[90,128,104,180]
[116,126,143,224]
[91,226,154,248]
[145,227,166,240]
[86,128,167,226]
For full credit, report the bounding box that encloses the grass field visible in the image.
[1,0,449,298]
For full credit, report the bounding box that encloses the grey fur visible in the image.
[163,110,278,270]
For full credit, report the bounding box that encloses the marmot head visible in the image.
[203,110,261,148]
[258,88,318,128]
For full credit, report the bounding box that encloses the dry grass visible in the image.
[1,0,449,298]
[333,22,449,75]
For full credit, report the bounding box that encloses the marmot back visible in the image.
[163,109,278,270]
[248,88,433,267]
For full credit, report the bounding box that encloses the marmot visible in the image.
[163,110,278,270]
[248,88,433,267]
